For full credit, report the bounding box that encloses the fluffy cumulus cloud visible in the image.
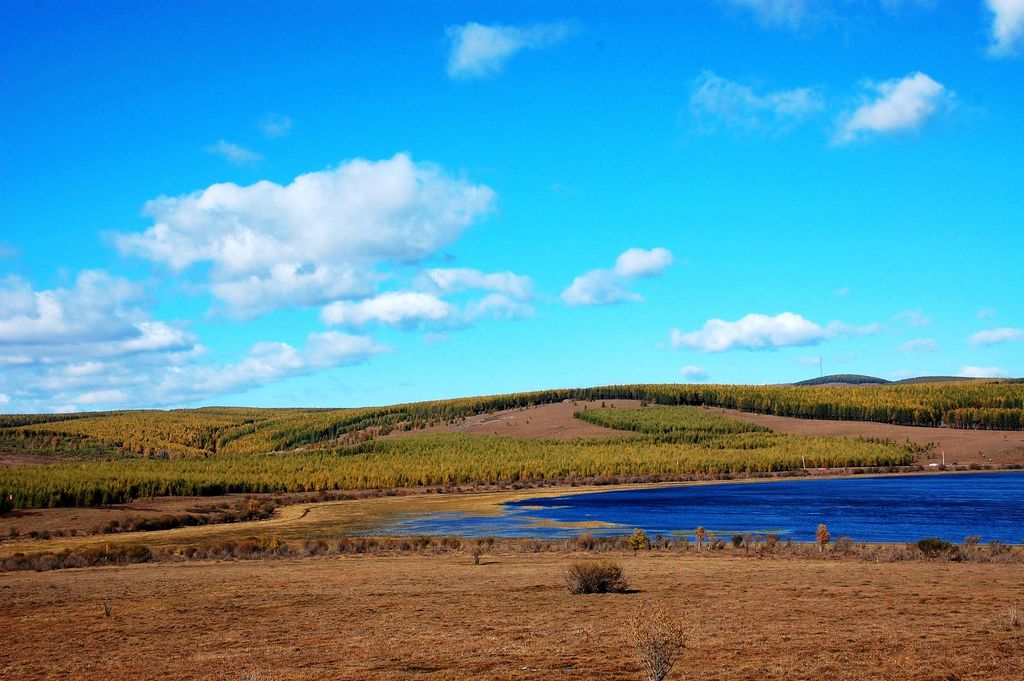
[969,327,1024,346]
[613,248,674,278]
[833,72,950,145]
[670,312,878,352]
[446,21,572,79]
[562,247,673,306]
[0,270,393,412]
[987,0,1024,56]
[322,292,454,328]
[0,271,194,358]
[690,71,824,133]
[116,154,495,318]
[322,288,533,330]
[958,365,1008,378]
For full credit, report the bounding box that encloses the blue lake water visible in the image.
[384,472,1024,543]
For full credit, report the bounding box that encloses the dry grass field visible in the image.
[1,550,1022,680]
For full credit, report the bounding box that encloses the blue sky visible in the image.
[1,1,1022,412]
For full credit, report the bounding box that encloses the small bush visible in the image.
[565,560,628,594]
[630,604,686,681]
[834,536,855,556]
[916,537,955,559]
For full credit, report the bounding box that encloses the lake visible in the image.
[384,472,1024,543]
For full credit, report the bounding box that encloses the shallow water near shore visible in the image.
[382,471,1024,542]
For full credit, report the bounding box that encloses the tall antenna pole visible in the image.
[819,356,823,377]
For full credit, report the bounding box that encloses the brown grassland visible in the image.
[2,550,1022,680]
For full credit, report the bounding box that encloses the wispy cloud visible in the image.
[833,72,951,145]
[986,0,1024,56]
[420,268,533,300]
[259,113,293,138]
[446,21,573,80]
[562,248,673,306]
[969,327,1024,346]
[893,309,932,327]
[690,71,824,133]
[895,338,937,353]
[958,365,1008,378]
[679,365,710,382]
[722,0,821,30]
[206,139,263,165]
[671,312,879,352]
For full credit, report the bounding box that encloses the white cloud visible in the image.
[0,272,195,358]
[562,247,673,306]
[613,248,674,277]
[446,21,572,79]
[0,393,9,404]
[895,338,937,353]
[151,332,388,407]
[671,312,877,352]
[958,365,1008,378]
[690,71,824,132]
[206,139,263,165]
[834,287,850,297]
[2,331,388,412]
[977,308,997,319]
[322,289,533,330]
[210,263,375,319]
[116,154,495,317]
[259,113,293,138]
[74,389,128,405]
[969,327,1024,346]
[833,72,950,145]
[464,293,534,320]
[421,268,533,299]
[322,292,453,328]
[987,0,1024,56]
[562,270,641,307]
[679,365,710,382]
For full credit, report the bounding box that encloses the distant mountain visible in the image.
[792,374,889,386]
[893,376,984,384]
[793,374,1006,386]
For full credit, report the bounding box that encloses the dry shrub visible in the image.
[1009,606,1021,630]
[629,604,686,681]
[564,559,628,594]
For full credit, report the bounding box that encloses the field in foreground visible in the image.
[2,551,1022,680]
